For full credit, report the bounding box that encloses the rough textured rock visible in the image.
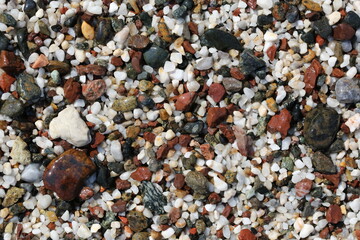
[240,49,266,75]
[82,79,106,101]
[143,46,169,68]
[16,73,42,102]
[267,109,292,138]
[10,136,31,165]
[335,78,360,103]
[0,50,25,76]
[312,151,337,174]
[2,187,25,207]
[304,106,340,150]
[127,211,149,232]
[140,181,167,214]
[175,92,197,111]
[207,107,228,128]
[0,96,24,117]
[185,171,209,194]
[200,29,242,51]
[112,96,138,112]
[43,149,96,201]
[295,178,313,197]
[49,106,92,147]
[326,205,342,224]
[233,126,254,157]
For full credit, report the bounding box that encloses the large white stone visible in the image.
[49,106,91,147]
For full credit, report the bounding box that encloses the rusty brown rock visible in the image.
[295,178,313,198]
[82,79,106,101]
[0,50,25,76]
[333,23,355,40]
[115,179,131,190]
[111,200,127,213]
[76,64,107,76]
[43,149,96,201]
[267,108,292,138]
[130,167,152,181]
[326,204,342,224]
[175,91,197,111]
[0,73,16,92]
[128,35,150,49]
[206,107,228,128]
[131,51,142,73]
[233,126,254,157]
[174,174,185,189]
[64,78,81,103]
[208,83,226,103]
[304,59,322,94]
[79,187,94,201]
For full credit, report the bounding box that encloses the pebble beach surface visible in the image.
[1,0,360,239]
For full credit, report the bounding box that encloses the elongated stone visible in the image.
[140,181,167,214]
[200,29,242,51]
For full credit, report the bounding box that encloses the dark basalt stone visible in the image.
[240,49,266,75]
[16,73,42,103]
[303,106,340,150]
[200,29,242,51]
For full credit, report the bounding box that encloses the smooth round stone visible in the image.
[143,46,169,68]
[21,164,43,183]
[335,78,360,103]
[0,96,24,118]
[303,106,340,150]
[95,19,113,45]
[43,149,97,201]
[24,0,37,17]
[0,13,16,27]
[0,32,10,51]
[183,121,204,135]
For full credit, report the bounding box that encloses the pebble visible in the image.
[112,96,138,112]
[21,164,42,182]
[175,92,196,111]
[140,181,167,214]
[128,35,150,50]
[344,11,360,29]
[333,23,355,40]
[0,50,25,76]
[76,64,107,76]
[303,106,340,150]
[238,229,256,240]
[46,61,71,75]
[257,0,274,9]
[32,54,49,69]
[0,96,24,117]
[240,50,266,76]
[272,2,289,21]
[131,167,152,181]
[185,171,209,194]
[207,107,228,128]
[326,205,342,224]
[143,46,169,68]
[16,73,42,102]
[0,13,17,27]
[313,17,332,39]
[299,224,314,238]
[302,0,321,11]
[81,21,95,40]
[233,126,253,157]
[36,194,52,209]
[304,59,322,94]
[49,106,92,147]
[2,187,25,207]
[200,29,242,51]
[127,211,149,232]
[312,151,337,174]
[82,79,106,101]
[267,109,292,138]
[43,149,97,201]
[24,0,37,17]
[10,136,31,165]
[295,178,313,198]
[208,83,226,103]
[195,57,213,70]
[77,224,92,239]
[222,78,242,92]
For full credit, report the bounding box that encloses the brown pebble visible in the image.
[128,35,150,50]
[208,83,226,103]
[333,23,355,41]
[267,109,292,138]
[304,59,322,94]
[0,50,25,76]
[111,57,123,67]
[175,91,197,111]
[326,204,342,224]
[207,107,228,128]
[111,200,127,213]
[82,79,106,101]
[295,178,313,198]
[64,78,81,103]
[188,22,199,35]
[130,167,152,181]
[115,179,131,190]
[183,40,196,54]
[174,174,185,189]
[76,64,107,76]
[79,187,94,201]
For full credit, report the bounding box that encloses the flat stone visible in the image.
[143,46,169,68]
[238,229,256,240]
[267,109,292,138]
[82,79,106,101]
[76,64,107,75]
[312,151,337,174]
[185,171,209,194]
[49,106,91,147]
[64,78,81,103]
[95,19,113,45]
[16,73,42,102]
[326,205,342,224]
[0,73,16,92]
[2,187,25,207]
[128,35,150,49]
[208,83,226,103]
[222,77,243,92]
[200,29,242,51]
[335,78,360,103]
[286,5,299,23]
[43,149,96,201]
[10,136,31,165]
[302,0,321,11]
[127,211,149,232]
[333,23,355,41]
[140,181,167,214]
[233,126,254,157]
[0,96,24,118]
[304,59,322,94]
[81,21,95,40]
[304,106,340,150]
[46,61,71,75]
[184,121,204,135]
[257,15,274,26]
[0,50,25,76]
[16,28,30,59]
[32,54,49,69]
[130,167,152,181]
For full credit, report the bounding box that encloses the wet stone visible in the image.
[240,50,266,76]
[0,32,10,51]
[0,50,25,76]
[64,15,78,28]
[16,28,30,59]
[2,187,25,207]
[16,73,42,102]
[24,0,37,17]
[312,151,337,174]
[46,61,71,75]
[0,96,24,118]
[0,13,16,27]
[313,17,332,39]
[333,23,355,41]
[43,149,97,201]
[335,78,360,103]
[304,106,340,150]
[127,211,149,232]
[128,35,150,50]
[200,29,242,51]
[185,171,209,194]
[112,96,138,112]
[143,46,169,68]
[140,181,167,214]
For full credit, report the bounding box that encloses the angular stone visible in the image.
[130,167,152,181]
[223,77,242,92]
[238,229,256,240]
[140,181,167,214]
[46,61,71,75]
[128,35,150,49]
[175,91,196,111]
[43,149,96,201]
[295,178,313,197]
[2,187,25,207]
[200,29,242,51]
[0,96,24,118]
[185,171,209,194]
[76,64,107,76]
[233,126,254,157]
[112,96,138,112]
[0,51,25,76]
[10,136,31,165]
[302,0,321,11]
[267,109,292,138]
[127,211,149,232]
[16,73,42,102]
[335,78,360,103]
[326,205,342,224]
[0,73,15,92]
[0,32,10,51]
[16,28,30,59]
[207,107,228,128]
[82,79,106,101]
[272,2,289,21]
[240,49,266,75]
[312,151,337,174]
[304,59,322,94]
[0,13,17,27]
[208,83,226,103]
[313,17,332,39]
[32,54,49,69]
[304,106,340,150]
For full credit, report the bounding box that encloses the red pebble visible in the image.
[267,108,292,138]
[130,167,152,181]
[238,229,256,240]
[295,178,313,197]
[326,204,342,224]
[0,73,15,92]
[208,83,226,103]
